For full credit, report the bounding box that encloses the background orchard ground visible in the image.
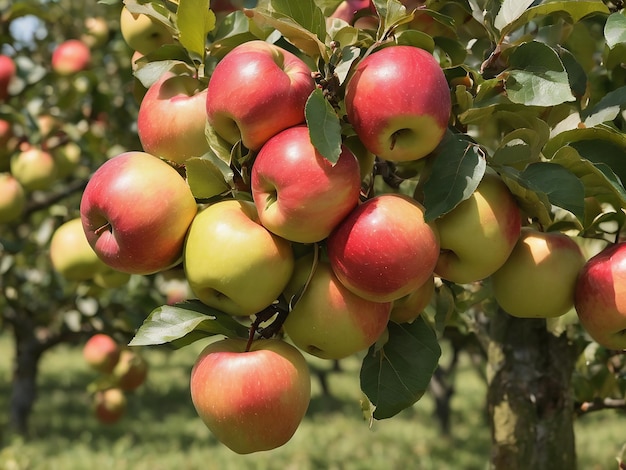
[0,332,622,470]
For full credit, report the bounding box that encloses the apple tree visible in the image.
[0,0,172,436]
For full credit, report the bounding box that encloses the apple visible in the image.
[53,141,82,178]
[434,173,522,284]
[80,151,198,275]
[93,268,132,289]
[345,45,451,162]
[492,228,586,318]
[50,218,109,281]
[283,255,391,359]
[190,338,311,454]
[327,193,440,303]
[183,199,294,316]
[137,72,211,163]
[120,6,174,55]
[0,173,25,223]
[390,275,436,324]
[82,17,110,48]
[250,125,362,243]
[0,119,15,168]
[112,348,148,391]
[575,242,626,350]
[52,39,91,76]
[10,146,58,191]
[83,334,120,374]
[206,40,316,151]
[93,387,127,424]
[0,54,16,101]
[330,0,373,23]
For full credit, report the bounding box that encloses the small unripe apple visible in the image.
[10,146,58,191]
[83,334,120,374]
[93,387,127,424]
[112,348,148,391]
[0,173,26,223]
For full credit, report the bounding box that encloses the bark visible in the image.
[487,309,580,470]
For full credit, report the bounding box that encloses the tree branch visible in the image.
[577,397,626,415]
[24,178,89,217]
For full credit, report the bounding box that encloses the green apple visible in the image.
[82,17,110,48]
[492,228,586,318]
[93,268,131,289]
[0,173,25,223]
[390,275,435,324]
[190,338,311,454]
[283,255,392,360]
[112,348,148,391]
[434,173,522,284]
[83,333,120,374]
[120,6,174,55]
[93,387,126,424]
[10,146,58,191]
[183,199,294,316]
[52,141,82,178]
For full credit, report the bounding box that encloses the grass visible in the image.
[0,332,623,470]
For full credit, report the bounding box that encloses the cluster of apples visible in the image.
[82,333,149,424]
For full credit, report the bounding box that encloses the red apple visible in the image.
[190,338,311,454]
[52,40,91,76]
[112,348,148,391]
[0,173,25,223]
[137,72,210,163]
[83,334,120,374]
[93,388,127,424]
[345,45,451,162]
[206,40,316,151]
[80,151,198,275]
[0,55,16,101]
[327,194,440,303]
[283,255,391,359]
[251,125,362,243]
[575,242,626,350]
[330,0,374,23]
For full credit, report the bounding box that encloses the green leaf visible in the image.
[305,89,342,164]
[583,86,626,127]
[360,317,441,420]
[129,300,249,348]
[505,41,576,106]
[422,133,487,222]
[605,11,626,50]
[493,0,534,32]
[557,46,588,98]
[185,156,232,199]
[270,0,326,41]
[498,166,553,227]
[177,0,216,59]
[571,139,626,192]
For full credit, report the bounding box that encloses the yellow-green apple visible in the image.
[137,73,210,163]
[50,218,109,281]
[82,17,110,47]
[52,39,91,76]
[206,40,316,151]
[390,275,435,324]
[283,255,391,359]
[10,146,58,191]
[434,173,522,284]
[120,6,174,55]
[52,141,82,178]
[190,338,311,454]
[112,348,148,391]
[183,199,294,316]
[93,268,132,289]
[345,45,451,162]
[80,151,198,275]
[83,334,120,374]
[0,54,16,101]
[0,173,25,223]
[327,194,440,303]
[250,125,361,243]
[93,388,127,424]
[575,242,626,350]
[492,228,586,318]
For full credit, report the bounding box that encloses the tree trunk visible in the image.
[487,308,579,470]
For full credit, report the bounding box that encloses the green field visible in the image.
[0,332,623,470]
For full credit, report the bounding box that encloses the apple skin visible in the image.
[80,151,198,275]
[206,40,316,151]
[52,40,91,76]
[138,73,210,164]
[0,55,16,101]
[330,0,373,23]
[327,194,440,303]
[120,6,174,55]
[251,125,362,243]
[93,388,127,424]
[112,348,148,391]
[283,255,391,359]
[190,338,311,454]
[50,218,110,282]
[434,173,522,284]
[82,17,110,48]
[0,173,26,223]
[390,275,435,324]
[345,45,451,162]
[10,146,58,191]
[575,242,626,351]
[492,228,586,318]
[83,334,121,374]
[183,199,294,316]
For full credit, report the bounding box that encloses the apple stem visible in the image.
[94,221,112,236]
